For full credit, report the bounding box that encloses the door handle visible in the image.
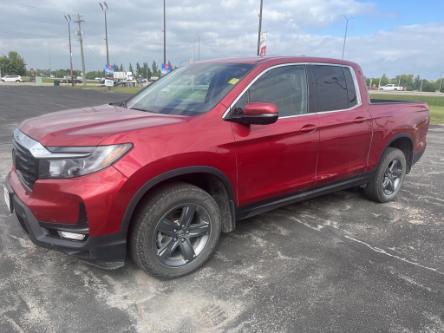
[299,124,317,132]
[353,116,368,123]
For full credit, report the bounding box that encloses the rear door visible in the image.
[307,64,372,184]
[229,64,320,206]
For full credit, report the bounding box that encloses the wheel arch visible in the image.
[384,133,414,172]
[121,166,237,238]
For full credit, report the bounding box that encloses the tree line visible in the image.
[366,74,443,92]
[30,60,170,80]
[0,51,26,76]
[2,50,443,92]
[84,60,173,80]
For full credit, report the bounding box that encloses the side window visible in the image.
[308,65,357,112]
[343,67,358,108]
[233,65,308,117]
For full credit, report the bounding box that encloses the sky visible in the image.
[0,0,443,78]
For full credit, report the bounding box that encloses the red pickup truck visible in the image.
[4,57,429,278]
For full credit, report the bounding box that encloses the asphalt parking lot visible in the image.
[1,86,443,332]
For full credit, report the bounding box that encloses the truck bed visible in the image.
[369,99,423,104]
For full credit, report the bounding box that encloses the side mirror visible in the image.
[229,102,279,125]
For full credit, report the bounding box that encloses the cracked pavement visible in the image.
[0,86,443,332]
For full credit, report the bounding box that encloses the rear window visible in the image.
[307,65,358,112]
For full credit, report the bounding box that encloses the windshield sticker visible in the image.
[228,78,240,85]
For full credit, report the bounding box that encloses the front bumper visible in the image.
[5,179,127,269]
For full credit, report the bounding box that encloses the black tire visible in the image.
[130,182,221,278]
[365,147,407,203]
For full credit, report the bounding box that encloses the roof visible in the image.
[196,56,358,68]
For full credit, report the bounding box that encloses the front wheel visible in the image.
[130,183,221,278]
[365,147,407,203]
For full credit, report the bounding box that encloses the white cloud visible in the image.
[0,1,442,78]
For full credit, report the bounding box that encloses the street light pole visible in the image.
[257,0,263,56]
[341,16,350,60]
[74,14,86,85]
[64,15,74,87]
[163,0,166,66]
[99,2,110,66]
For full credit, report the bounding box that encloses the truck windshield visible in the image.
[126,63,254,115]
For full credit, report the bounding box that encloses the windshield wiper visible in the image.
[129,106,154,113]
[109,100,127,108]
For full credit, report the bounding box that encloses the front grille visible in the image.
[13,139,39,189]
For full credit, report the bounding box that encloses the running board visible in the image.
[236,173,373,220]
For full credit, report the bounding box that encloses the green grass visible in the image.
[369,93,444,124]
[427,105,444,124]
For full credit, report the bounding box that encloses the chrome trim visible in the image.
[222,62,362,120]
[13,129,91,159]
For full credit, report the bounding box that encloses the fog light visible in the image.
[58,231,86,241]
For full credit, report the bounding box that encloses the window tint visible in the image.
[308,65,357,112]
[343,67,357,107]
[233,65,308,117]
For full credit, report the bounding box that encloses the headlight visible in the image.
[38,144,132,178]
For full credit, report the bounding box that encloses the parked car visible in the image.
[1,75,22,82]
[4,57,429,278]
[62,76,83,84]
[379,84,404,91]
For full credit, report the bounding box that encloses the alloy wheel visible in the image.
[382,159,403,195]
[154,204,211,267]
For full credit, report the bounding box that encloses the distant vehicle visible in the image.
[111,72,136,87]
[62,76,83,84]
[113,71,134,81]
[1,75,22,82]
[137,78,149,84]
[379,84,404,91]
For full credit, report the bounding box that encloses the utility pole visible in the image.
[99,2,110,66]
[74,14,86,85]
[341,16,350,60]
[257,0,263,56]
[64,15,74,86]
[163,0,166,66]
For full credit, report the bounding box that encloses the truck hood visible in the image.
[19,104,188,146]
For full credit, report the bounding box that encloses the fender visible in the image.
[379,132,414,170]
[120,166,236,235]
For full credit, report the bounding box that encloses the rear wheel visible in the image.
[365,147,407,203]
[130,183,221,278]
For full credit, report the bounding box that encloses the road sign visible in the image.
[104,64,114,74]
[161,63,171,75]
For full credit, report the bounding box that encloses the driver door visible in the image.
[229,65,320,206]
